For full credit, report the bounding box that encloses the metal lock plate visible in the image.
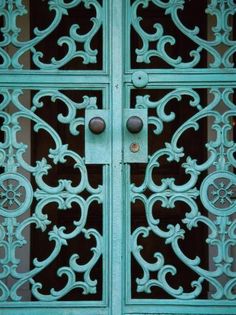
[85,109,110,164]
[124,109,148,163]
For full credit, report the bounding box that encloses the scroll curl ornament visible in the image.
[0,0,104,69]
[131,0,236,68]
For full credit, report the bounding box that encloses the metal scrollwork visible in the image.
[130,0,236,68]
[0,0,104,69]
[130,88,236,299]
[0,88,104,301]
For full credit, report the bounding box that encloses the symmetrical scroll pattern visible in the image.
[130,88,236,299]
[0,0,103,69]
[0,89,104,301]
[130,0,236,68]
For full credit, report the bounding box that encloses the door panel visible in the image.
[0,0,106,71]
[0,87,109,303]
[0,1,236,315]
[127,0,232,70]
[125,87,235,301]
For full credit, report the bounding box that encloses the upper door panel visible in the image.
[126,0,236,71]
[0,0,107,71]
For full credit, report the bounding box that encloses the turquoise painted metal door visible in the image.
[0,1,236,314]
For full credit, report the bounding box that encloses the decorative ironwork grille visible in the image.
[0,1,236,314]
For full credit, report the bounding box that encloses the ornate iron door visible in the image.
[0,1,236,315]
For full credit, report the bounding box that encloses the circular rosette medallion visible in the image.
[200,171,236,216]
[0,173,33,217]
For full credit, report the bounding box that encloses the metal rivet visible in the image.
[131,71,149,88]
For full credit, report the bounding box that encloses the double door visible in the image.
[0,1,236,314]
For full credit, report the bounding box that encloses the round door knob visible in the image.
[126,116,143,133]
[89,117,106,134]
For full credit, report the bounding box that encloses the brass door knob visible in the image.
[89,117,106,134]
[126,116,143,133]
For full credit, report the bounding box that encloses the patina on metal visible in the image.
[0,0,236,315]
